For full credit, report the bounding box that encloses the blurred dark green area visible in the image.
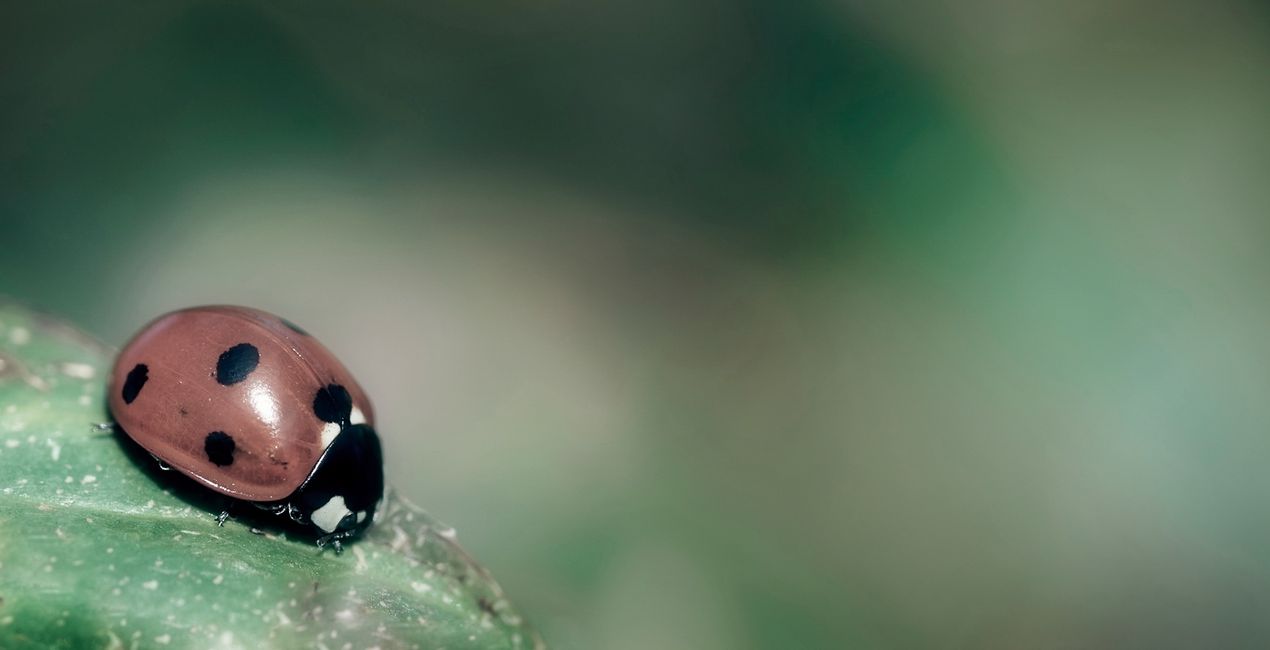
[3,1,1270,648]
[0,1,1003,314]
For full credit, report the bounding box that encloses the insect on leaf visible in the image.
[0,299,544,650]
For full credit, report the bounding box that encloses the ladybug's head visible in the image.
[289,423,385,543]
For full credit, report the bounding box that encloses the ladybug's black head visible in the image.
[290,423,385,542]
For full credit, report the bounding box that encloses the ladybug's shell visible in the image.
[108,306,375,502]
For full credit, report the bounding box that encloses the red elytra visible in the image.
[108,306,384,547]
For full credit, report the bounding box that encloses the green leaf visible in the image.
[0,300,544,650]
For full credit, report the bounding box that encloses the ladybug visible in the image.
[108,306,384,552]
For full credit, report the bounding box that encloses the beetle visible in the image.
[107,306,384,552]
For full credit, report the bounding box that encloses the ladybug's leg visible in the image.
[287,502,307,525]
[214,498,239,527]
[254,502,289,516]
[316,532,347,555]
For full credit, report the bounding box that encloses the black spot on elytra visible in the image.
[216,343,259,385]
[280,318,309,336]
[312,384,353,424]
[121,364,148,404]
[204,431,236,466]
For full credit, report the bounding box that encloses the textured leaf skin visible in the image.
[0,300,543,650]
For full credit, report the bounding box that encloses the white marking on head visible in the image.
[356,511,367,524]
[350,406,366,425]
[310,496,351,533]
[319,422,341,448]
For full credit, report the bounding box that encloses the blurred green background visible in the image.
[3,1,1270,647]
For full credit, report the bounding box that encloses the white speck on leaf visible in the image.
[142,580,158,590]
[81,475,96,484]
[9,326,30,345]
[213,574,224,585]
[154,633,171,644]
[390,526,410,552]
[60,362,95,379]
